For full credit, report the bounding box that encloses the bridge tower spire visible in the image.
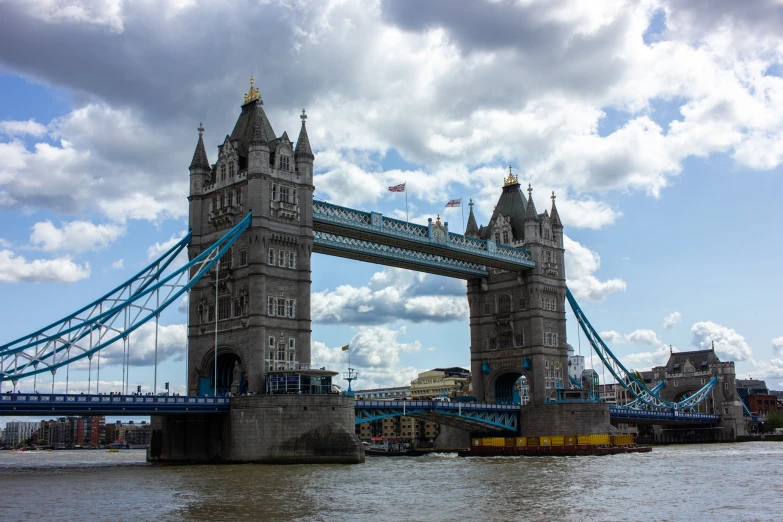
[185,78,316,395]
[467,176,567,406]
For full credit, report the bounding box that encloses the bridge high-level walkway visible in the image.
[312,202,535,279]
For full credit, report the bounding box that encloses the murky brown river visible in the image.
[0,443,780,521]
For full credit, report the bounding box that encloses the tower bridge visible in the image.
[0,80,748,461]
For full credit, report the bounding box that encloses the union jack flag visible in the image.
[445,199,461,208]
[388,183,406,192]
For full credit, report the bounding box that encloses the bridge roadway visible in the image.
[0,394,720,430]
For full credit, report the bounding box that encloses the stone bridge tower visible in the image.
[465,169,567,405]
[186,78,315,395]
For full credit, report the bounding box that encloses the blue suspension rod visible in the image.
[0,213,251,381]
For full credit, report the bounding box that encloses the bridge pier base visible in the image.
[519,403,614,438]
[433,425,471,450]
[148,395,364,464]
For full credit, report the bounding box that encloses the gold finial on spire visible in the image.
[436,214,441,226]
[243,76,260,104]
[503,165,519,186]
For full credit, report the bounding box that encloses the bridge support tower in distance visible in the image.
[465,170,611,437]
[642,348,746,442]
[148,79,362,464]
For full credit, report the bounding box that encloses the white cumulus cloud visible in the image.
[663,311,681,329]
[691,321,753,362]
[30,220,124,254]
[0,248,90,283]
[564,235,626,301]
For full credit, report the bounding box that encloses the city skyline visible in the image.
[1,0,783,403]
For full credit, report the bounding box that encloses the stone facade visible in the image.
[465,174,567,405]
[186,87,315,395]
[642,348,746,440]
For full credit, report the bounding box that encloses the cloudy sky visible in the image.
[2,0,783,401]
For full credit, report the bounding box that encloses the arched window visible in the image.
[221,164,226,181]
[498,295,511,313]
[494,232,500,243]
[229,162,234,177]
[503,230,509,244]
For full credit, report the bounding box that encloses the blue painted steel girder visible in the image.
[313,231,490,279]
[354,400,520,432]
[609,406,719,424]
[313,201,535,274]
[0,393,230,416]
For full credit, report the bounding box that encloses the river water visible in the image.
[0,443,780,521]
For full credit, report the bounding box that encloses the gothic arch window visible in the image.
[280,155,290,171]
[498,294,511,313]
[236,189,242,206]
[503,230,509,244]
[494,232,500,243]
[229,162,235,177]
[198,303,204,323]
[221,164,226,181]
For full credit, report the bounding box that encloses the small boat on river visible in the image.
[364,437,411,456]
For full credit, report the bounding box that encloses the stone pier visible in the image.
[148,395,364,464]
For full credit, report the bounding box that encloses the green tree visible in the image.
[765,410,783,432]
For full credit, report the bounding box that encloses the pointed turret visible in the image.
[480,166,527,241]
[190,122,209,171]
[189,122,209,197]
[524,184,539,221]
[295,109,314,162]
[550,191,562,228]
[523,183,540,243]
[465,198,479,237]
[295,109,314,182]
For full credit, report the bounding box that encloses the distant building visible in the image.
[581,369,599,391]
[736,379,768,402]
[597,383,630,405]
[567,344,584,388]
[124,421,151,446]
[355,386,410,400]
[747,394,778,417]
[4,421,38,445]
[409,367,470,399]
[638,347,745,441]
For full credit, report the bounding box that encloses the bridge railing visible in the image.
[354,400,520,411]
[0,393,229,406]
[313,201,534,267]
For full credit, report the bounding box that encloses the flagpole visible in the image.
[461,198,465,234]
[405,181,409,223]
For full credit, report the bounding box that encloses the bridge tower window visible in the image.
[240,249,248,266]
[276,298,285,317]
[268,297,275,316]
[278,251,286,266]
[503,230,509,244]
[288,252,296,268]
[221,164,226,181]
[498,295,511,313]
[236,190,242,206]
[280,155,290,171]
[229,162,234,177]
[272,184,277,201]
[280,186,290,203]
[268,248,275,265]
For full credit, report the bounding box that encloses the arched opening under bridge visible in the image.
[200,351,243,396]
[671,387,715,414]
[494,372,529,405]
